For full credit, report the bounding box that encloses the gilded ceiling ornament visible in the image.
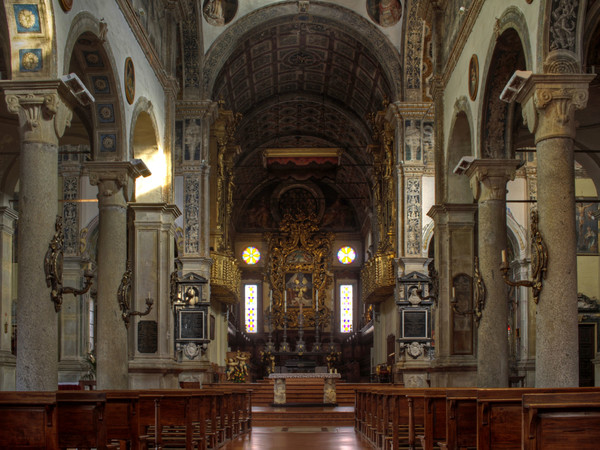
[21,51,40,70]
[18,9,36,29]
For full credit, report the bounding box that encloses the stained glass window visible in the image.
[337,246,356,264]
[340,284,353,333]
[245,284,258,333]
[242,246,261,264]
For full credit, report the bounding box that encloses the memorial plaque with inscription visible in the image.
[178,309,205,340]
[402,310,428,339]
[138,320,158,353]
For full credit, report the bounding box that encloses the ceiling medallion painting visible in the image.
[265,214,334,330]
[469,54,479,101]
[59,0,73,13]
[203,0,238,26]
[367,0,402,27]
[124,57,135,105]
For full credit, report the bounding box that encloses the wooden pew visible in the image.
[418,388,449,450]
[477,387,600,450]
[138,390,193,450]
[0,392,58,449]
[104,390,147,450]
[56,391,117,449]
[522,391,600,450]
[442,388,477,450]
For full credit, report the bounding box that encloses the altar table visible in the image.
[268,372,341,405]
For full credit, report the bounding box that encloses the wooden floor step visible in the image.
[252,405,355,427]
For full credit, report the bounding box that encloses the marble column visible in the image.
[3,81,73,390]
[86,162,142,389]
[517,70,593,387]
[465,159,520,387]
[0,206,17,389]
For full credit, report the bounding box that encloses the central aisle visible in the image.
[220,426,373,450]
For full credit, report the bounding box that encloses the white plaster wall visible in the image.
[52,0,166,155]
[202,0,404,53]
[443,1,541,156]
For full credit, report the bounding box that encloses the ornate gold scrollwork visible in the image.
[265,213,333,329]
[117,261,153,328]
[361,251,396,304]
[210,251,241,303]
[44,216,93,312]
[500,209,547,304]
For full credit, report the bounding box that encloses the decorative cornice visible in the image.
[176,101,219,120]
[388,101,435,120]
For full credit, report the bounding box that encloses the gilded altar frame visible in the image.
[265,213,334,329]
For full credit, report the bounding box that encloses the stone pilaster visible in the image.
[465,159,520,387]
[128,203,182,389]
[0,207,17,389]
[3,81,74,390]
[86,161,143,389]
[427,203,477,386]
[517,71,593,387]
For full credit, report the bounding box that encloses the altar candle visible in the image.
[284,290,287,312]
[316,289,318,308]
[452,287,456,299]
[501,249,507,264]
[269,290,273,312]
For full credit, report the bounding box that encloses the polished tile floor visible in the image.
[220,426,373,449]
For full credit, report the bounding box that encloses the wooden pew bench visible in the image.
[56,391,118,449]
[441,388,477,450]
[0,392,58,449]
[522,391,600,450]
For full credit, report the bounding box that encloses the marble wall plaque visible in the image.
[138,320,158,353]
[402,309,427,339]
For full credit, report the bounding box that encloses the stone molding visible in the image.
[2,81,74,145]
[517,74,595,144]
[465,159,521,203]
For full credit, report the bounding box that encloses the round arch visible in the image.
[446,97,475,204]
[62,11,127,161]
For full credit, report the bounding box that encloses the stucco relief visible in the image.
[184,176,200,254]
[549,0,579,52]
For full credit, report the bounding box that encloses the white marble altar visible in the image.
[268,372,341,405]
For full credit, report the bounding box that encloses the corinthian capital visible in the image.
[2,80,73,145]
[465,159,521,203]
[516,73,594,144]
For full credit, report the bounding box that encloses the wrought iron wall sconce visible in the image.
[117,261,153,328]
[44,216,94,312]
[451,256,486,325]
[499,209,547,304]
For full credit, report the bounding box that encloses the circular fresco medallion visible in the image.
[468,54,479,101]
[21,51,40,70]
[59,0,73,12]
[367,0,403,27]
[124,57,135,105]
[202,0,238,26]
[18,9,37,29]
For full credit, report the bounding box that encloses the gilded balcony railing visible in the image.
[361,251,396,303]
[210,251,241,304]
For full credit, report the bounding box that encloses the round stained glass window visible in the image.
[337,246,356,264]
[242,247,261,264]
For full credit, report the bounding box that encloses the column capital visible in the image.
[85,161,145,204]
[386,101,435,123]
[516,73,594,144]
[0,206,18,235]
[464,159,521,202]
[427,203,478,225]
[2,80,74,145]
